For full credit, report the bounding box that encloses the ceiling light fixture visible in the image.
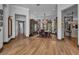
[36,4,40,6]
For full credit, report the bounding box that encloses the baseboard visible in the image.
[62,38,64,40]
[26,36,30,38]
[57,38,64,41]
[51,33,56,34]
[77,44,79,47]
[0,46,3,53]
[65,36,77,39]
[71,37,77,39]
[4,38,15,44]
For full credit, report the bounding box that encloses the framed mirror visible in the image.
[8,16,12,38]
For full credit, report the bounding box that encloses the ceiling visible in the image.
[11,4,57,20]
[11,4,57,12]
[62,5,77,18]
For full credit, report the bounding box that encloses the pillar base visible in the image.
[57,38,64,41]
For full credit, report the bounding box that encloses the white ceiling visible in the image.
[11,4,57,12]
[62,5,77,18]
[11,4,57,20]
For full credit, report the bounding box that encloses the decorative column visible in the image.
[3,4,10,42]
[25,9,30,37]
[57,5,62,40]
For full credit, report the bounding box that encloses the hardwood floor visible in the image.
[0,34,79,55]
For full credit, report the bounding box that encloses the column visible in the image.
[3,4,10,42]
[25,9,30,37]
[57,5,62,40]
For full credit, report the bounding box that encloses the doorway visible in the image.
[62,5,78,46]
[15,20,25,38]
[64,16,73,38]
[15,14,26,38]
[18,21,24,35]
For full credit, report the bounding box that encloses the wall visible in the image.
[0,4,3,9]
[15,14,26,21]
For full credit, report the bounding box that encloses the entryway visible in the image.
[15,14,26,39]
[62,5,78,46]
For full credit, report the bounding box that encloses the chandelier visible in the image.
[36,4,40,6]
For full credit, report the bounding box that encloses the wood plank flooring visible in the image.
[0,34,79,55]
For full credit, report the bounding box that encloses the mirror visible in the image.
[8,16,12,38]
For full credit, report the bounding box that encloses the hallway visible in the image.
[0,34,78,55]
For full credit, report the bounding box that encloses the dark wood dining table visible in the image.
[39,29,51,37]
[44,31,51,37]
